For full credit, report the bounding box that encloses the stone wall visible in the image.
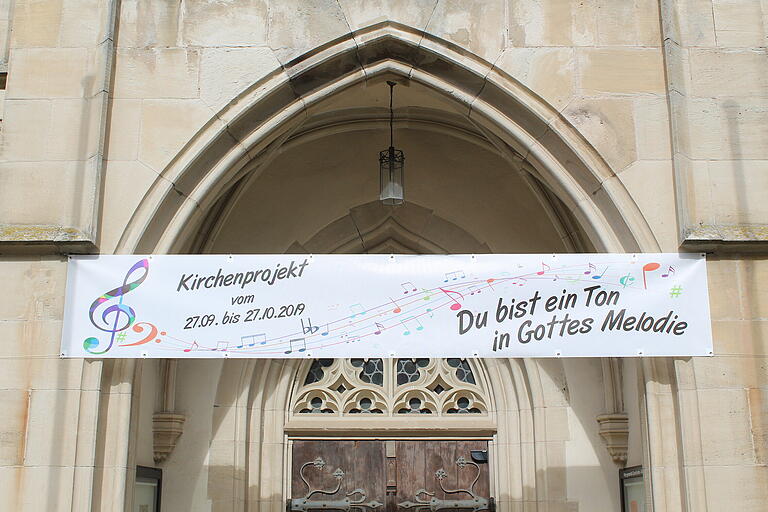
[0,1,765,511]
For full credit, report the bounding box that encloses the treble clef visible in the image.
[83,259,150,355]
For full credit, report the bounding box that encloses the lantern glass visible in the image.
[379,146,405,205]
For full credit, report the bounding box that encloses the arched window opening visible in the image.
[292,358,488,417]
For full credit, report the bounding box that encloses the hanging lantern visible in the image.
[379,81,405,206]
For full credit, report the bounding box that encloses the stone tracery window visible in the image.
[292,358,488,416]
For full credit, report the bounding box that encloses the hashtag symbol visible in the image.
[116,331,127,343]
[669,285,683,298]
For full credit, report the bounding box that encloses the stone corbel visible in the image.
[597,358,629,466]
[153,360,185,463]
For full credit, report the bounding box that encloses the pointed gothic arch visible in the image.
[90,20,679,512]
[115,21,659,256]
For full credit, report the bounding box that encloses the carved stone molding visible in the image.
[596,412,629,466]
[598,358,629,466]
[153,412,186,464]
[153,360,184,463]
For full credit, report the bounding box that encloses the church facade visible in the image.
[0,1,766,511]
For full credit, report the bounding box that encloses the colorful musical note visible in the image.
[119,322,166,346]
[183,341,199,353]
[439,287,464,311]
[510,277,527,286]
[443,270,466,282]
[284,337,306,354]
[591,267,608,280]
[421,288,432,300]
[239,333,266,348]
[468,285,482,295]
[349,303,366,318]
[486,278,495,290]
[389,297,402,314]
[374,322,385,335]
[401,317,424,335]
[301,318,319,334]
[642,262,661,289]
[536,262,551,276]
[661,266,676,278]
[619,273,635,288]
[401,281,417,294]
[214,341,229,352]
[584,263,596,275]
[320,324,330,336]
[83,258,149,355]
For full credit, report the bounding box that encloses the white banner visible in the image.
[61,254,713,358]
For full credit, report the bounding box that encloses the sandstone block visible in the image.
[597,0,661,46]
[687,98,768,160]
[337,0,437,32]
[182,0,268,47]
[0,159,99,229]
[118,0,181,48]
[509,0,598,47]
[579,48,666,95]
[706,259,745,320]
[106,99,142,161]
[0,467,21,510]
[24,389,80,466]
[0,99,51,161]
[113,48,200,100]
[425,0,505,60]
[704,466,768,511]
[58,0,106,47]
[698,389,755,464]
[562,98,637,172]
[0,390,29,466]
[47,98,101,161]
[712,0,767,47]
[741,258,768,321]
[690,49,768,98]
[267,0,350,64]
[618,160,678,251]
[711,320,768,356]
[748,388,767,464]
[138,99,214,172]
[18,466,75,511]
[660,0,716,47]
[6,48,87,99]
[199,47,280,112]
[495,47,575,111]
[0,260,65,322]
[10,0,62,48]
[634,98,673,160]
[693,356,768,389]
[708,160,768,226]
[100,160,164,253]
[544,407,570,441]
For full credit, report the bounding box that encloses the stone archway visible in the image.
[90,21,679,512]
[115,22,659,256]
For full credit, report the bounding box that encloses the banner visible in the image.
[61,254,713,358]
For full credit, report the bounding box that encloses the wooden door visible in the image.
[289,440,492,512]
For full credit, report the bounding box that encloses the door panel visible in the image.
[289,440,491,512]
[291,440,386,508]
